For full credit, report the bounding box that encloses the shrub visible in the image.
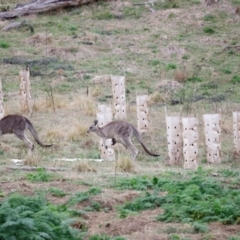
[0,194,82,240]
[231,75,240,84]
[166,63,177,70]
[203,26,215,34]
[25,168,54,182]
[0,41,10,48]
[192,222,209,233]
[116,175,240,224]
[67,187,101,207]
[187,76,202,82]
[48,188,67,197]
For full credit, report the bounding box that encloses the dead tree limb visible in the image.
[0,0,92,19]
[1,20,34,33]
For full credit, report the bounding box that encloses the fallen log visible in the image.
[0,0,91,19]
[6,166,69,171]
[1,20,34,33]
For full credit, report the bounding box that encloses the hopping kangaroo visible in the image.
[87,120,159,160]
[0,114,52,154]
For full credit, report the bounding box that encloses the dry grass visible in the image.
[24,153,42,166]
[116,153,136,173]
[148,91,165,105]
[33,95,68,112]
[26,32,53,46]
[67,120,89,141]
[74,160,97,172]
[70,95,96,116]
[44,125,65,142]
[89,87,102,98]
[174,70,188,83]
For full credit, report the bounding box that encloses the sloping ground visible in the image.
[0,0,240,239]
[1,178,240,239]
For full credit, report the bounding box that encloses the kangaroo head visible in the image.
[87,120,98,133]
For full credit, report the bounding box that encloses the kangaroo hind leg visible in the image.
[13,131,34,155]
[121,137,138,161]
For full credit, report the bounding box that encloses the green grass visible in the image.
[0,41,10,49]
[48,188,68,197]
[25,168,55,182]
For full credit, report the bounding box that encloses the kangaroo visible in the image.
[0,114,52,155]
[87,120,159,160]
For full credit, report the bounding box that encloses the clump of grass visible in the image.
[187,76,202,82]
[93,10,114,20]
[90,87,102,98]
[148,91,164,104]
[116,154,135,173]
[192,222,210,233]
[24,154,42,166]
[44,126,65,142]
[67,120,89,141]
[118,191,162,218]
[67,187,101,207]
[0,41,10,48]
[33,95,68,112]
[25,168,54,182]
[48,187,67,197]
[166,63,177,70]
[174,70,188,83]
[89,234,126,240]
[231,75,240,84]
[75,161,97,172]
[203,26,215,34]
[70,95,96,116]
[26,32,53,46]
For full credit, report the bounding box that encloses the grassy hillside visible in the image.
[0,0,240,239]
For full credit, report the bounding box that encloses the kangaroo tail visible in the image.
[26,119,53,148]
[131,124,159,157]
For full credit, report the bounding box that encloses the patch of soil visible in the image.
[0,179,89,205]
[86,208,163,237]
[208,222,240,240]
[91,189,141,210]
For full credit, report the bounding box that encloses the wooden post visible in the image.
[233,112,240,153]
[0,77,4,119]
[136,95,149,134]
[182,117,199,170]
[19,67,32,115]
[165,113,183,165]
[111,76,127,120]
[203,114,221,164]
[97,104,115,161]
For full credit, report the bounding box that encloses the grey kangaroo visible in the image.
[87,120,159,160]
[0,114,52,154]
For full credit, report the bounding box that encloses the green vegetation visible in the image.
[25,168,55,182]
[1,0,240,238]
[203,26,215,34]
[116,171,240,224]
[67,187,101,207]
[48,187,67,197]
[89,235,126,240]
[0,194,83,240]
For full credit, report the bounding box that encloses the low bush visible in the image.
[0,194,83,240]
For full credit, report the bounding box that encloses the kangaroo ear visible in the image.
[94,120,98,126]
